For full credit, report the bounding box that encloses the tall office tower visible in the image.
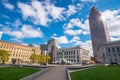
[89,7,110,62]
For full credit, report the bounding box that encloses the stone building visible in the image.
[89,6,110,62]
[98,40,120,64]
[53,46,90,64]
[40,38,58,62]
[0,40,41,64]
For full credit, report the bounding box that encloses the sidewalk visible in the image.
[34,66,67,80]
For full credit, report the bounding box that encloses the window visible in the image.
[115,59,117,62]
[74,50,75,54]
[116,47,120,52]
[114,54,116,56]
[112,48,115,52]
[77,50,79,54]
[71,60,73,62]
[65,52,66,55]
[109,54,111,56]
[74,60,76,62]
[119,54,120,56]
[108,48,111,52]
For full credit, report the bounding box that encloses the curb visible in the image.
[20,67,53,80]
[66,65,98,80]
[66,68,71,80]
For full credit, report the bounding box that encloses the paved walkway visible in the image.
[34,66,67,80]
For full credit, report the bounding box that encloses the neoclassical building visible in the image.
[53,46,90,64]
[98,40,120,64]
[0,40,41,64]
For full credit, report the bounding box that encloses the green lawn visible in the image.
[0,66,40,80]
[70,66,120,80]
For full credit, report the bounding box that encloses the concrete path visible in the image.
[34,66,67,80]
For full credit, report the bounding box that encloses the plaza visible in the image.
[0,0,120,80]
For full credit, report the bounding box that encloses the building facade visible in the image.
[98,40,120,64]
[0,40,41,64]
[40,38,58,62]
[40,44,48,54]
[89,7,110,62]
[53,46,90,64]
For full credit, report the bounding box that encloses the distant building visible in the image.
[40,38,58,62]
[89,7,110,62]
[53,46,90,64]
[40,44,48,55]
[0,40,41,64]
[98,40,120,64]
[47,38,58,61]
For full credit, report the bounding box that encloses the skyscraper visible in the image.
[89,7,110,62]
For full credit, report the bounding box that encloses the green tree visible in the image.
[39,54,51,63]
[30,54,51,64]
[0,50,9,64]
[46,55,51,63]
[30,53,39,63]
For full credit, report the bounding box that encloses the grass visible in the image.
[0,66,40,80]
[70,66,120,80]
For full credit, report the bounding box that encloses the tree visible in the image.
[29,54,51,64]
[30,53,39,63]
[46,55,51,63]
[0,50,9,64]
[38,54,51,63]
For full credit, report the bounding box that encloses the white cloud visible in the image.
[18,2,36,18]
[82,30,90,35]
[51,33,57,38]
[17,1,66,26]
[101,9,120,40]
[17,1,82,26]
[110,37,120,41]
[44,2,65,20]
[56,44,61,49]
[66,5,77,17]
[70,36,82,45]
[53,36,69,44]
[81,0,96,2]
[68,18,89,30]
[0,32,3,40]
[70,36,80,42]
[64,18,90,35]
[4,25,43,39]
[3,2,14,10]
[31,1,51,25]
[13,19,22,27]
[65,29,83,35]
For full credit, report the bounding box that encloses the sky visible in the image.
[0,0,120,56]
